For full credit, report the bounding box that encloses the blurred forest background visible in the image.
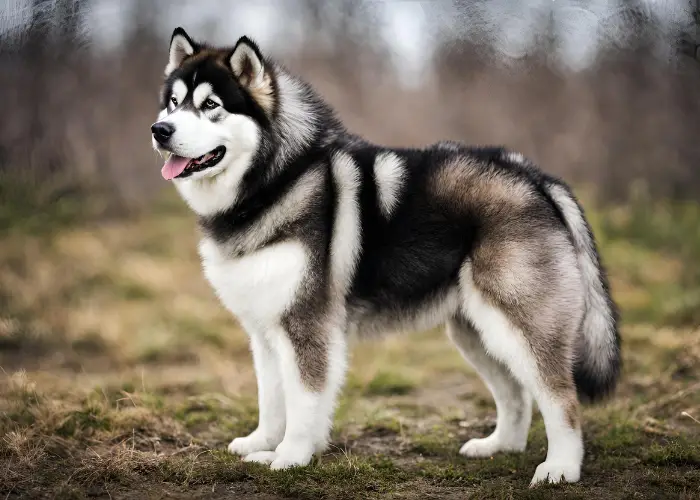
[1,1,699,499]
[1,0,700,207]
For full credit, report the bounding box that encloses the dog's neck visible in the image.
[267,65,345,166]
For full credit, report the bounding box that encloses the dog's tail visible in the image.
[545,181,621,403]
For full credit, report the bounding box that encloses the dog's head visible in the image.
[151,28,275,181]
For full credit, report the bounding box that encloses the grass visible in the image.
[363,372,417,397]
[1,186,699,499]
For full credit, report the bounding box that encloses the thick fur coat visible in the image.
[150,28,621,485]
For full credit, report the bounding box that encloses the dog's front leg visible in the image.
[246,321,347,469]
[228,330,286,457]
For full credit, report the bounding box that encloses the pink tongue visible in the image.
[161,155,191,180]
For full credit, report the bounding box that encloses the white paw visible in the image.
[227,430,280,456]
[459,434,525,458]
[269,439,314,470]
[529,461,581,486]
[270,455,308,470]
[243,451,278,464]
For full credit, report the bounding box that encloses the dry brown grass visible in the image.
[0,189,699,498]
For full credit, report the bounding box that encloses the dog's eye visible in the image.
[203,98,219,110]
[170,96,178,106]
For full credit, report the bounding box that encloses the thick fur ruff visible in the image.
[151,28,621,485]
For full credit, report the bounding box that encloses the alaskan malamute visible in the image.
[151,27,620,486]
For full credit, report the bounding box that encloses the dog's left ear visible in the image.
[229,37,265,88]
[165,27,197,76]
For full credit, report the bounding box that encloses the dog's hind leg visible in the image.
[461,229,586,485]
[447,317,532,457]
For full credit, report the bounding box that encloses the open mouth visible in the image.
[161,146,226,180]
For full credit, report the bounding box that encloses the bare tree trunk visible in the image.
[23,0,53,178]
[23,0,88,180]
[54,0,85,54]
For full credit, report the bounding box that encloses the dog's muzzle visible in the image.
[151,122,175,145]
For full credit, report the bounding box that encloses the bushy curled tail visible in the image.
[545,181,621,403]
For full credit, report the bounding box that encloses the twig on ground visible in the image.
[681,411,699,425]
[632,382,700,419]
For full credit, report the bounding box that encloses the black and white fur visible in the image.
[151,28,621,486]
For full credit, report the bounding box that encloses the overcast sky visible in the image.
[1,0,695,77]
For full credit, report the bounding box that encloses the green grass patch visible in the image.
[67,272,155,302]
[643,438,700,467]
[70,331,110,355]
[169,316,228,349]
[364,371,416,397]
[173,395,258,436]
[409,426,458,457]
[156,451,409,499]
[590,189,700,327]
[55,404,112,438]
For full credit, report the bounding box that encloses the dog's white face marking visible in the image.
[192,82,214,108]
[160,109,228,160]
[151,77,261,202]
[172,126,259,216]
[155,108,168,122]
[170,79,187,109]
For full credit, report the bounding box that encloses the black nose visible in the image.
[151,122,174,144]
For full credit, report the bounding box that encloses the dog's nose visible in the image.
[151,122,175,144]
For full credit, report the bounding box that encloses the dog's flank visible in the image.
[151,27,621,485]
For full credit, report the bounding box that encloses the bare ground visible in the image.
[1,190,699,499]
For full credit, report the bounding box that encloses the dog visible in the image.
[151,27,621,486]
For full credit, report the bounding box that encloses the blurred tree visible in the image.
[18,0,88,178]
[54,0,88,54]
[26,0,52,57]
[23,0,56,177]
[679,0,700,60]
[594,0,700,200]
[293,0,389,95]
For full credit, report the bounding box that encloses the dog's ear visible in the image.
[165,27,197,76]
[229,37,275,114]
[229,36,265,88]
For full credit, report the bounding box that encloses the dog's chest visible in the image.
[198,237,308,328]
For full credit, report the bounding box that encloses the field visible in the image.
[1,186,699,499]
